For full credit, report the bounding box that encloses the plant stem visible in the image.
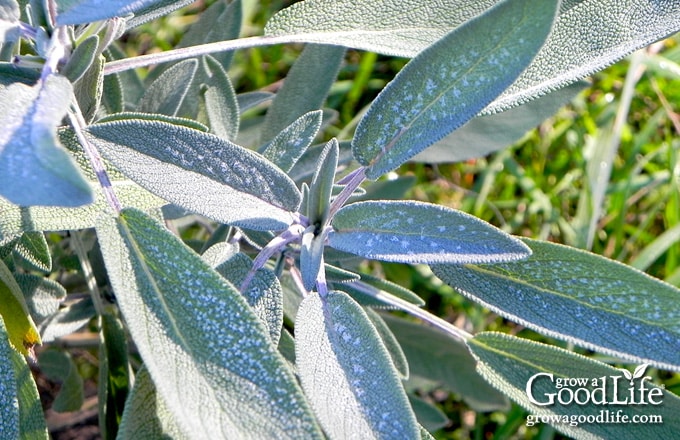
[68,100,122,213]
[103,34,302,75]
[328,167,366,220]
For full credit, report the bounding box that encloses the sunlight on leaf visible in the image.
[296,291,419,439]
[433,239,680,371]
[329,201,531,264]
[96,208,322,438]
[352,0,557,178]
[469,332,680,439]
[0,75,93,207]
[0,260,41,355]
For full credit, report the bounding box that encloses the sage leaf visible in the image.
[38,350,84,412]
[0,260,41,356]
[299,228,325,291]
[15,274,66,324]
[264,0,496,57]
[382,314,507,412]
[87,119,300,230]
[413,82,586,163]
[125,0,195,29]
[96,208,322,438]
[261,110,323,173]
[352,0,557,179]
[56,0,172,25]
[469,332,680,439]
[0,0,20,43]
[0,75,93,207]
[329,200,531,264]
[13,232,51,273]
[118,365,188,439]
[432,239,680,371]
[138,59,198,117]
[39,298,96,344]
[261,44,344,143]
[214,253,283,343]
[296,291,419,439]
[364,308,409,379]
[202,56,239,140]
[306,138,338,226]
[62,35,99,83]
[0,317,48,440]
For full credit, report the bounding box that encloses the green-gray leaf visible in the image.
[264,0,495,57]
[87,119,300,230]
[56,0,172,25]
[138,59,198,117]
[329,200,531,264]
[117,365,188,439]
[96,208,321,438]
[352,0,557,179]
[413,82,587,163]
[469,332,680,439]
[295,291,419,439]
[214,252,283,343]
[432,239,680,371]
[13,232,51,273]
[202,56,239,140]
[0,75,93,207]
[261,110,323,173]
[0,0,20,43]
[15,274,66,324]
[176,0,241,69]
[0,316,20,439]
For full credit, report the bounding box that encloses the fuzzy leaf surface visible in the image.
[262,110,322,173]
[352,0,556,178]
[202,56,239,140]
[329,201,531,264]
[138,59,198,117]
[214,253,283,343]
[296,291,419,439]
[0,0,20,42]
[265,0,496,56]
[413,82,586,163]
[96,208,321,439]
[469,332,680,439]
[117,365,187,439]
[432,239,680,371]
[87,119,300,230]
[267,0,680,114]
[56,0,171,25]
[0,75,92,207]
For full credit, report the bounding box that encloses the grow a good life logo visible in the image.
[524,364,666,428]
